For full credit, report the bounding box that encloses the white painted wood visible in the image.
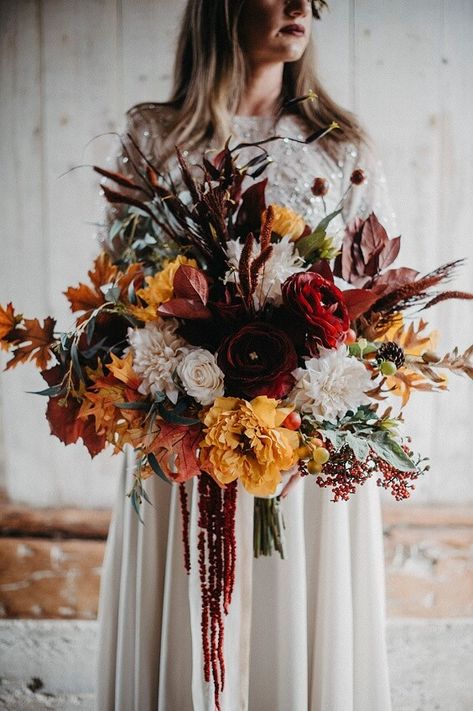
[0,0,472,506]
[313,0,353,109]
[0,1,63,505]
[351,0,473,504]
[120,0,183,109]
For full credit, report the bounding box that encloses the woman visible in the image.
[96,1,395,709]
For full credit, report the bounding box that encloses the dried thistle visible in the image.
[238,233,255,304]
[407,345,473,380]
[250,245,273,292]
[422,290,473,310]
[260,205,275,250]
[371,260,464,316]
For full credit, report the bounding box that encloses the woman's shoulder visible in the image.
[124,101,178,139]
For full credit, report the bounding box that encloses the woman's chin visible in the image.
[274,40,307,62]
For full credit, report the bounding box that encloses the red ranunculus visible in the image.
[281,272,349,354]
[217,322,298,399]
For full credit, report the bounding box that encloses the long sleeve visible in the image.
[340,140,398,236]
[96,106,161,254]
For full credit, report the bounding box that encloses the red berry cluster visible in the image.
[197,474,237,711]
[315,442,372,501]
[375,451,422,500]
[315,441,423,502]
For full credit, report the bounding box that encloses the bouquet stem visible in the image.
[253,497,286,558]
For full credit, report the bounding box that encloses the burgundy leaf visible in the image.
[359,214,389,264]
[235,179,267,235]
[343,288,379,320]
[372,267,419,293]
[93,166,145,192]
[158,298,212,320]
[173,265,209,304]
[100,185,155,218]
[309,259,335,282]
[378,235,401,271]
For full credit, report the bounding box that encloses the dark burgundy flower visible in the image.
[281,272,349,354]
[217,322,298,399]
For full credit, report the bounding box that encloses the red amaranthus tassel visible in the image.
[197,473,238,711]
[179,483,191,573]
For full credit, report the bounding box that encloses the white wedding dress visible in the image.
[95,105,396,711]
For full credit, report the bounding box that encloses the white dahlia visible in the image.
[127,319,189,403]
[224,236,305,307]
[289,346,373,424]
[177,348,225,406]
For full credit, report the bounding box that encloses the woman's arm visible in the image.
[96,106,160,254]
[341,140,398,236]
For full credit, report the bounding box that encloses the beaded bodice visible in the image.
[102,104,397,243]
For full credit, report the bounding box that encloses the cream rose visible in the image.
[177,349,225,406]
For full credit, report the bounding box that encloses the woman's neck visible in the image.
[236,62,284,117]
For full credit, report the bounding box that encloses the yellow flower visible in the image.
[261,204,306,241]
[200,396,300,496]
[136,255,197,309]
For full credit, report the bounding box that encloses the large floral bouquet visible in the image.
[1,116,472,709]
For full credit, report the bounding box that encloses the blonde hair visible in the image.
[142,0,365,165]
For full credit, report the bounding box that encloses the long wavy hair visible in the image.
[148,0,365,164]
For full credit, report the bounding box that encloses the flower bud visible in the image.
[350,169,365,185]
[311,177,329,197]
[422,350,440,363]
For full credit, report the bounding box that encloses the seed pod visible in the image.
[311,177,329,197]
[350,168,366,185]
[376,341,405,368]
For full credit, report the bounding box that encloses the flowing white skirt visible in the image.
[95,450,392,711]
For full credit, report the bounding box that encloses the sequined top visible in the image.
[100,103,397,245]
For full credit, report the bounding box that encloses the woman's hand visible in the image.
[280,464,302,499]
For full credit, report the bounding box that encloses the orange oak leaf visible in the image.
[0,303,22,341]
[6,317,56,370]
[148,422,202,483]
[107,352,142,389]
[64,253,118,313]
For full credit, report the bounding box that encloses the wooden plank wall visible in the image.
[0,0,472,507]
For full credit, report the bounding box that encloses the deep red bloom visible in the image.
[217,322,298,399]
[281,272,349,354]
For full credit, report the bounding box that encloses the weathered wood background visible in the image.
[1,0,472,507]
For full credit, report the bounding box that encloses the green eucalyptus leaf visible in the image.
[344,432,370,461]
[160,409,200,425]
[319,428,345,450]
[101,285,121,303]
[110,220,123,238]
[314,208,342,234]
[129,491,144,524]
[82,337,107,359]
[147,453,171,484]
[141,486,153,506]
[85,315,96,345]
[129,206,152,218]
[70,342,84,382]
[115,401,150,411]
[27,383,66,397]
[369,434,416,472]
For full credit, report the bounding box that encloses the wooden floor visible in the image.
[1,496,472,619]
